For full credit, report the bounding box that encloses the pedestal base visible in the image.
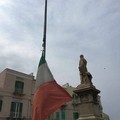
[74,84,103,120]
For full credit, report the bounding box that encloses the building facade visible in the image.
[0,68,35,120]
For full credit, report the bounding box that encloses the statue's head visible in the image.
[80,54,84,58]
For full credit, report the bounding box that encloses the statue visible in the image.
[79,55,92,85]
[79,55,88,74]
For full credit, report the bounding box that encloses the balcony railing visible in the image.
[13,91,24,96]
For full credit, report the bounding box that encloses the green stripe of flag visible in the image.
[38,53,46,67]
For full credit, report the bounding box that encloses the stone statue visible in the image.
[79,55,92,85]
[79,55,88,75]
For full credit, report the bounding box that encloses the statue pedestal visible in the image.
[74,84,103,120]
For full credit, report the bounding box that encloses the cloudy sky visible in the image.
[0,0,120,119]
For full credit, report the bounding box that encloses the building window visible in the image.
[0,100,3,112]
[10,102,23,118]
[73,112,79,120]
[56,112,60,120]
[72,94,78,105]
[61,110,65,120]
[15,81,24,94]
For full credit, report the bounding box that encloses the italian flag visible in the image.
[32,54,72,120]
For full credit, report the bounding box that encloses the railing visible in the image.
[6,117,31,120]
[13,91,24,96]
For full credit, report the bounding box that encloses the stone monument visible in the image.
[74,55,103,120]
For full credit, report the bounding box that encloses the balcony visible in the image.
[13,89,24,96]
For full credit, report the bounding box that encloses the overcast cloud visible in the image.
[0,0,120,119]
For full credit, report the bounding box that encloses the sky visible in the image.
[0,0,120,119]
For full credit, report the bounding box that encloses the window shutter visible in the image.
[15,81,24,93]
[61,111,65,120]
[56,112,60,120]
[73,112,79,120]
[10,102,16,112]
[21,82,24,93]
[0,100,3,111]
[19,103,23,118]
[10,102,16,117]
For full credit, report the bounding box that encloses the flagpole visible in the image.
[42,0,47,58]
